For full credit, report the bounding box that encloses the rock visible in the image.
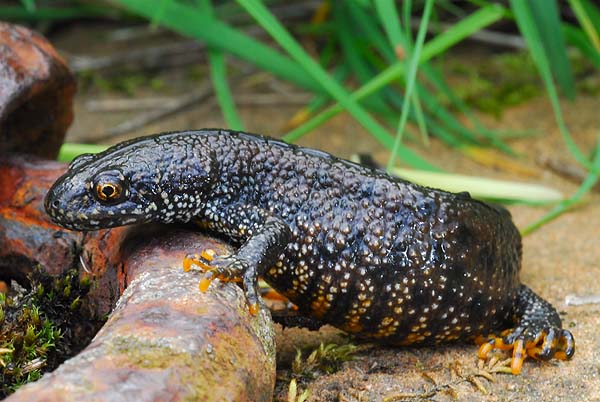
[0,156,276,401]
[0,22,76,158]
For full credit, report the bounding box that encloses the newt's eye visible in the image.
[92,169,127,204]
[96,182,121,202]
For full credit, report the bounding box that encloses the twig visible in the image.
[235,93,312,106]
[89,81,213,142]
[565,294,600,306]
[68,40,206,72]
[411,19,526,49]
[87,92,311,113]
[86,97,183,112]
[537,154,599,191]
[68,24,266,73]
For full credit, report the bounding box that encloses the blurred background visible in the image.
[2,1,598,231]
[1,2,600,399]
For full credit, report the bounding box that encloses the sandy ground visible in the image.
[53,26,600,401]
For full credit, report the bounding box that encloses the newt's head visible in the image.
[45,132,217,231]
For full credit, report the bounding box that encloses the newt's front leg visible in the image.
[184,204,292,315]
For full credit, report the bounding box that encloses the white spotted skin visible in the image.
[45,129,567,347]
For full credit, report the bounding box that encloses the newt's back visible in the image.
[193,131,522,343]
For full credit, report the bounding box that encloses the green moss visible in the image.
[0,267,103,398]
[109,336,193,370]
[445,51,541,118]
[78,70,165,96]
[291,342,358,381]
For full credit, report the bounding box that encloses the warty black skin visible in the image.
[45,129,574,353]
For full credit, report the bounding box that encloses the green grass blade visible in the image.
[568,0,600,51]
[284,4,505,148]
[342,2,413,117]
[390,167,564,203]
[524,0,576,99]
[199,0,244,130]
[0,6,122,21]
[113,0,322,93]
[58,144,107,162]
[19,0,35,12]
[419,62,515,154]
[409,89,430,145]
[375,0,510,152]
[345,2,396,62]
[374,0,430,145]
[284,53,351,133]
[208,47,244,130]
[374,0,404,47]
[237,0,436,170]
[387,0,434,171]
[150,0,170,28]
[563,23,600,69]
[510,0,592,169]
[521,134,600,235]
[333,4,395,115]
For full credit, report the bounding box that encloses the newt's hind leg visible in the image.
[477,285,575,374]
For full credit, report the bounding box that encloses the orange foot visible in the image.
[476,327,575,375]
[182,250,259,315]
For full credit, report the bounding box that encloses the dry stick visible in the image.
[68,0,323,73]
[88,81,214,142]
[68,40,206,72]
[564,294,600,306]
[411,19,526,49]
[86,97,183,112]
[86,92,312,112]
[68,26,264,73]
[89,62,265,140]
[537,154,600,192]
[230,92,313,106]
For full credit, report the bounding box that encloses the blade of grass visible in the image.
[237,0,435,170]
[343,2,415,118]
[419,62,515,154]
[19,0,35,12]
[563,23,600,69]
[282,43,349,131]
[58,144,107,162]
[114,0,322,93]
[387,0,434,171]
[345,2,396,61]
[199,0,244,130]
[578,0,600,37]
[525,0,576,99]
[568,0,600,52]
[0,6,122,21]
[333,3,395,116]
[208,50,244,130]
[521,134,600,235]
[150,0,170,29]
[375,0,513,153]
[390,167,564,203]
[284,4,505,143]
[510,0,592,170]
[335,0,430,141]
[374,0,430,145]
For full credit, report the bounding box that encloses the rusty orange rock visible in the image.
[0,156,276,401]
[0,22,75,158]
[0,154,127,314]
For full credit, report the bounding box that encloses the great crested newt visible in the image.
[44,129,574,374]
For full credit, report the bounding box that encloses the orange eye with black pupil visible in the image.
[96,182,121,201]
